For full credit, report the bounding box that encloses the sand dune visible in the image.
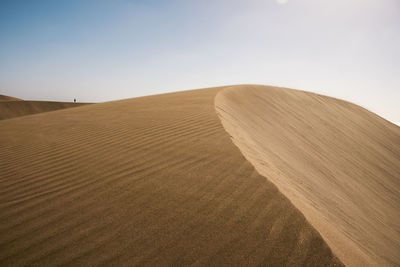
[0,95,22,102]
[216,85,400,266]
[0,97,88,120]
[0,86,341,266]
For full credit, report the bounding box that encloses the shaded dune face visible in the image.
[0,100,89,120]
[0,87,341,266]
[216,85,400,266]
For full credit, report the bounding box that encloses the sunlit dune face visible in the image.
[277,0,288,4]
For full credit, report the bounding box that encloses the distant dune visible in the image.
[0,86,340,266]
[0,95,89,120]
[0,85,398,266]
[0,95,22,102]
[216,85,400,266]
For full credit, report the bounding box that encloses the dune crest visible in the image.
[216,85,400,266]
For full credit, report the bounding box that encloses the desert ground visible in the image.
[0,95,88,120]
[1,85,399,266]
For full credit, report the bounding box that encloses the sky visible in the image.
[0,0,399,124]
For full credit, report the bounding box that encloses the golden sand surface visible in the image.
[216,85,400,266]
[0,97,88,120]
[0,86,342,266]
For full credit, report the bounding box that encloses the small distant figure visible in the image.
[74,98,76,103]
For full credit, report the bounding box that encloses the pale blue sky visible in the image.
[0,0,399,123]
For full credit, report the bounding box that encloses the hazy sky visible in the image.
[1,0,399,123]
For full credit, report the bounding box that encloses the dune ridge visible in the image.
[216,85,400,266]
[0,95,22,102]
[0,99,89,120]
[0,86,341,266]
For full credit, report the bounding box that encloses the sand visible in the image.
[216,85,400,266]
[0,86,341,266]
[0,95,22,102]
[0,96,89,120]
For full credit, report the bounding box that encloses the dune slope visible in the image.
[0,95,22,102]
[0,86,341,266]
[0,100,89,120]
[216,85,400,266]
